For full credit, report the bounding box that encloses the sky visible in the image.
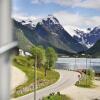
[12,0,100,29]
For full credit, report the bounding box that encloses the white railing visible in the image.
[0,0,17,100]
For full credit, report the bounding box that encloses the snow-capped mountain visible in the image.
[73,28,92,48]
[41,15,60,25]
[14,15,100,51]
[64,25,100,48]
[14,15,61,30]
[14,16,40,30]
[14,15,87,54]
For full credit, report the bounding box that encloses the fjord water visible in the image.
[56,58,100,72]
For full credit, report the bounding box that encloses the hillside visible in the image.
[86,40,100,57]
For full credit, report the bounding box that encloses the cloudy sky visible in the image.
[13,0,100,29]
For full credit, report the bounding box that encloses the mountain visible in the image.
[13,15,86,54]
[73,28,92,48]
[88,26,100,47]
[64,26,100,48]
[86,39,100,57]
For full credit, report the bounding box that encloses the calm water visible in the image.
[56,58,100,72]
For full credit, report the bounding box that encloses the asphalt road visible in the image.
[15,70,79,100]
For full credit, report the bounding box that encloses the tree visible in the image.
[30,46,46,68]
[46,47,57,70]
[44,61,48,77]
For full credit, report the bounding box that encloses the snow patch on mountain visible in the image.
[63,26,79,37]
[63,25,90,36]
[14,16,40,27]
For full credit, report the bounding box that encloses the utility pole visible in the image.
[90,56,91,69]
[34,54,37,100]
[75,56,77,70]
[86,55,88,86]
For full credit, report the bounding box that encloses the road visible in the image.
[15,70,79,100]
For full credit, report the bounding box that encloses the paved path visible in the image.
[15,70,79,100]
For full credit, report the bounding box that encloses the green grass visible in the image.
[75,75,94,88]
[42,92,71,100]
[12,56,60,98]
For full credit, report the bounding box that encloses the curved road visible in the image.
[16,70,79,100]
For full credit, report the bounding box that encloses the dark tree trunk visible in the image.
[44,68,47,77]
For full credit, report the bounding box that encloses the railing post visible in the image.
[0,0,17,100]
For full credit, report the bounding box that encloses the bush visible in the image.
[14,55,34,67]
[57,92,60,96]
[42,93,71,100]
[87,69,95,80]
[76,69,95,88]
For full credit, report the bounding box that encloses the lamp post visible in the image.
[74,55,77,71]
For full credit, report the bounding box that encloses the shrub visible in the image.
[14,55,34,67]
[57,92,60,96]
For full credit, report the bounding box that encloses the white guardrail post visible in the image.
[0,0,17,100]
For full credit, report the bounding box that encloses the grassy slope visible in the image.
[13,60,60,97]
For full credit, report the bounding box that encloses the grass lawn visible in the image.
[42,92,71,100]
[12,56,60,97]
